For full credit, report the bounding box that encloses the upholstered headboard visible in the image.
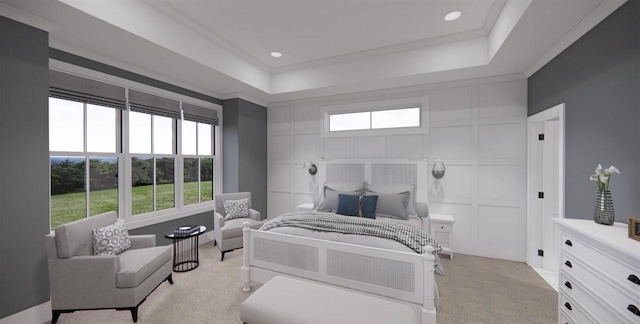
[318,159,429,217]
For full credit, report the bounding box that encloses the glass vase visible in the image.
[593,190,615,225]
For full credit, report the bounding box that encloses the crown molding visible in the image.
[0,2,60,32]
[221,92,269,108]
[144,0,272,73]
[524,0,627,77]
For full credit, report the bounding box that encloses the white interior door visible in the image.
[542,120,560,271]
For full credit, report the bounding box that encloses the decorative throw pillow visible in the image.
[366,190,410,219]
[336,194,378,219]
[223,198,250,220]
[92,220,131,256]
[317,187,361,212]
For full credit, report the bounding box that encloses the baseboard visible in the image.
[199,231,215,245]
[0,301,50,324]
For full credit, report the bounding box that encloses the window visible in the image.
[183,121,214,205]
[49,71,220,229]
[329,107,420,132]
[49,97,119,229]
[130,112,176,215]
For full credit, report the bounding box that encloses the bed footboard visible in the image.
[240,222,437,324]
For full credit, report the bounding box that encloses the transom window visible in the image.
[329,107,420,132]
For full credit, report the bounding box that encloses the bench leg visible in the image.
[221,251,226,261]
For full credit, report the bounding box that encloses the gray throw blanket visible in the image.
[260,211,442,254]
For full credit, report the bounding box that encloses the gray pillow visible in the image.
[317,186,361,212]
[365,190,410,219]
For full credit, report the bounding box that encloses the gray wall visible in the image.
[528,0,640,222]
[222,98,268,217]
[0,16,51,318]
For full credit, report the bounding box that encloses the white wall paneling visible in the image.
[267,78,527,261]
[323,137,352,159]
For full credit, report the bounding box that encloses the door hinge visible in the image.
[538,134,544,141]
[538,249,544,257]
[538,192,544,199]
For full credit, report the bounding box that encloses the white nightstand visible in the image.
[296,203,315,211]
[430,213,455,260]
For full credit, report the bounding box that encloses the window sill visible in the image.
[125,202,215,230]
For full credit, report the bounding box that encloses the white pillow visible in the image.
[366,184,417,216]
[92,220,131,256]
[224,198,250,220]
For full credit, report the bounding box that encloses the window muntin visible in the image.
[329,107,420,132]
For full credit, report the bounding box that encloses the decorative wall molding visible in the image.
[267,77,527,261]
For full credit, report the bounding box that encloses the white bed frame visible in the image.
[241,159,437,324]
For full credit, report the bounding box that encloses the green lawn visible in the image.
[50,181,213,229]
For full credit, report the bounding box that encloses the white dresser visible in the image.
[555,219,640,324]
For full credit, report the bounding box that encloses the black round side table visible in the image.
[164,225,206,272]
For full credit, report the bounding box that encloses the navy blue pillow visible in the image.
[336,194,378,219]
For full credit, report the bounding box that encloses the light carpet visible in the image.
[52,243,557,324]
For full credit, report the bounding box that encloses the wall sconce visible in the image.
[303,161,317,175]
[432,159,446,179]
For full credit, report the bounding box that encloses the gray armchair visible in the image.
[214,192,265,261]
[45,211,173,323]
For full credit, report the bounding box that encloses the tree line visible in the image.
[51,157,213,195]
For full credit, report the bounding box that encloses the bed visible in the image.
[241,159,439,324]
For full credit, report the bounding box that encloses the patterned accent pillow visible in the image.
[92,220,131,256]
[223,198,250,220]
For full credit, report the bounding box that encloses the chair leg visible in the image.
[221,251,225,262]
[130,306,139,323]
[167,273,174,284]
[51,310,61,324]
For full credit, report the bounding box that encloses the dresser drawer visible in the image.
[560,268,637,324]
[559,293,596,324]
[562,233,640,297]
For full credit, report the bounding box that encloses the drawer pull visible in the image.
[564,260,573,268]
[628,274,640,285]
[628,305,640,317]
[564,239,572,246]
[564,302,572,311]
[564,281,572,289]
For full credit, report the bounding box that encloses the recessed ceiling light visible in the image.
[270,51,282,58]
[444,11,461,22]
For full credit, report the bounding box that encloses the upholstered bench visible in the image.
[240,276,417,324]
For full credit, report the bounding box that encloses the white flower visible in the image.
[595,164,603,175]
[591,164,621,192]
[607,165,620,175]
[599,175,609,183]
